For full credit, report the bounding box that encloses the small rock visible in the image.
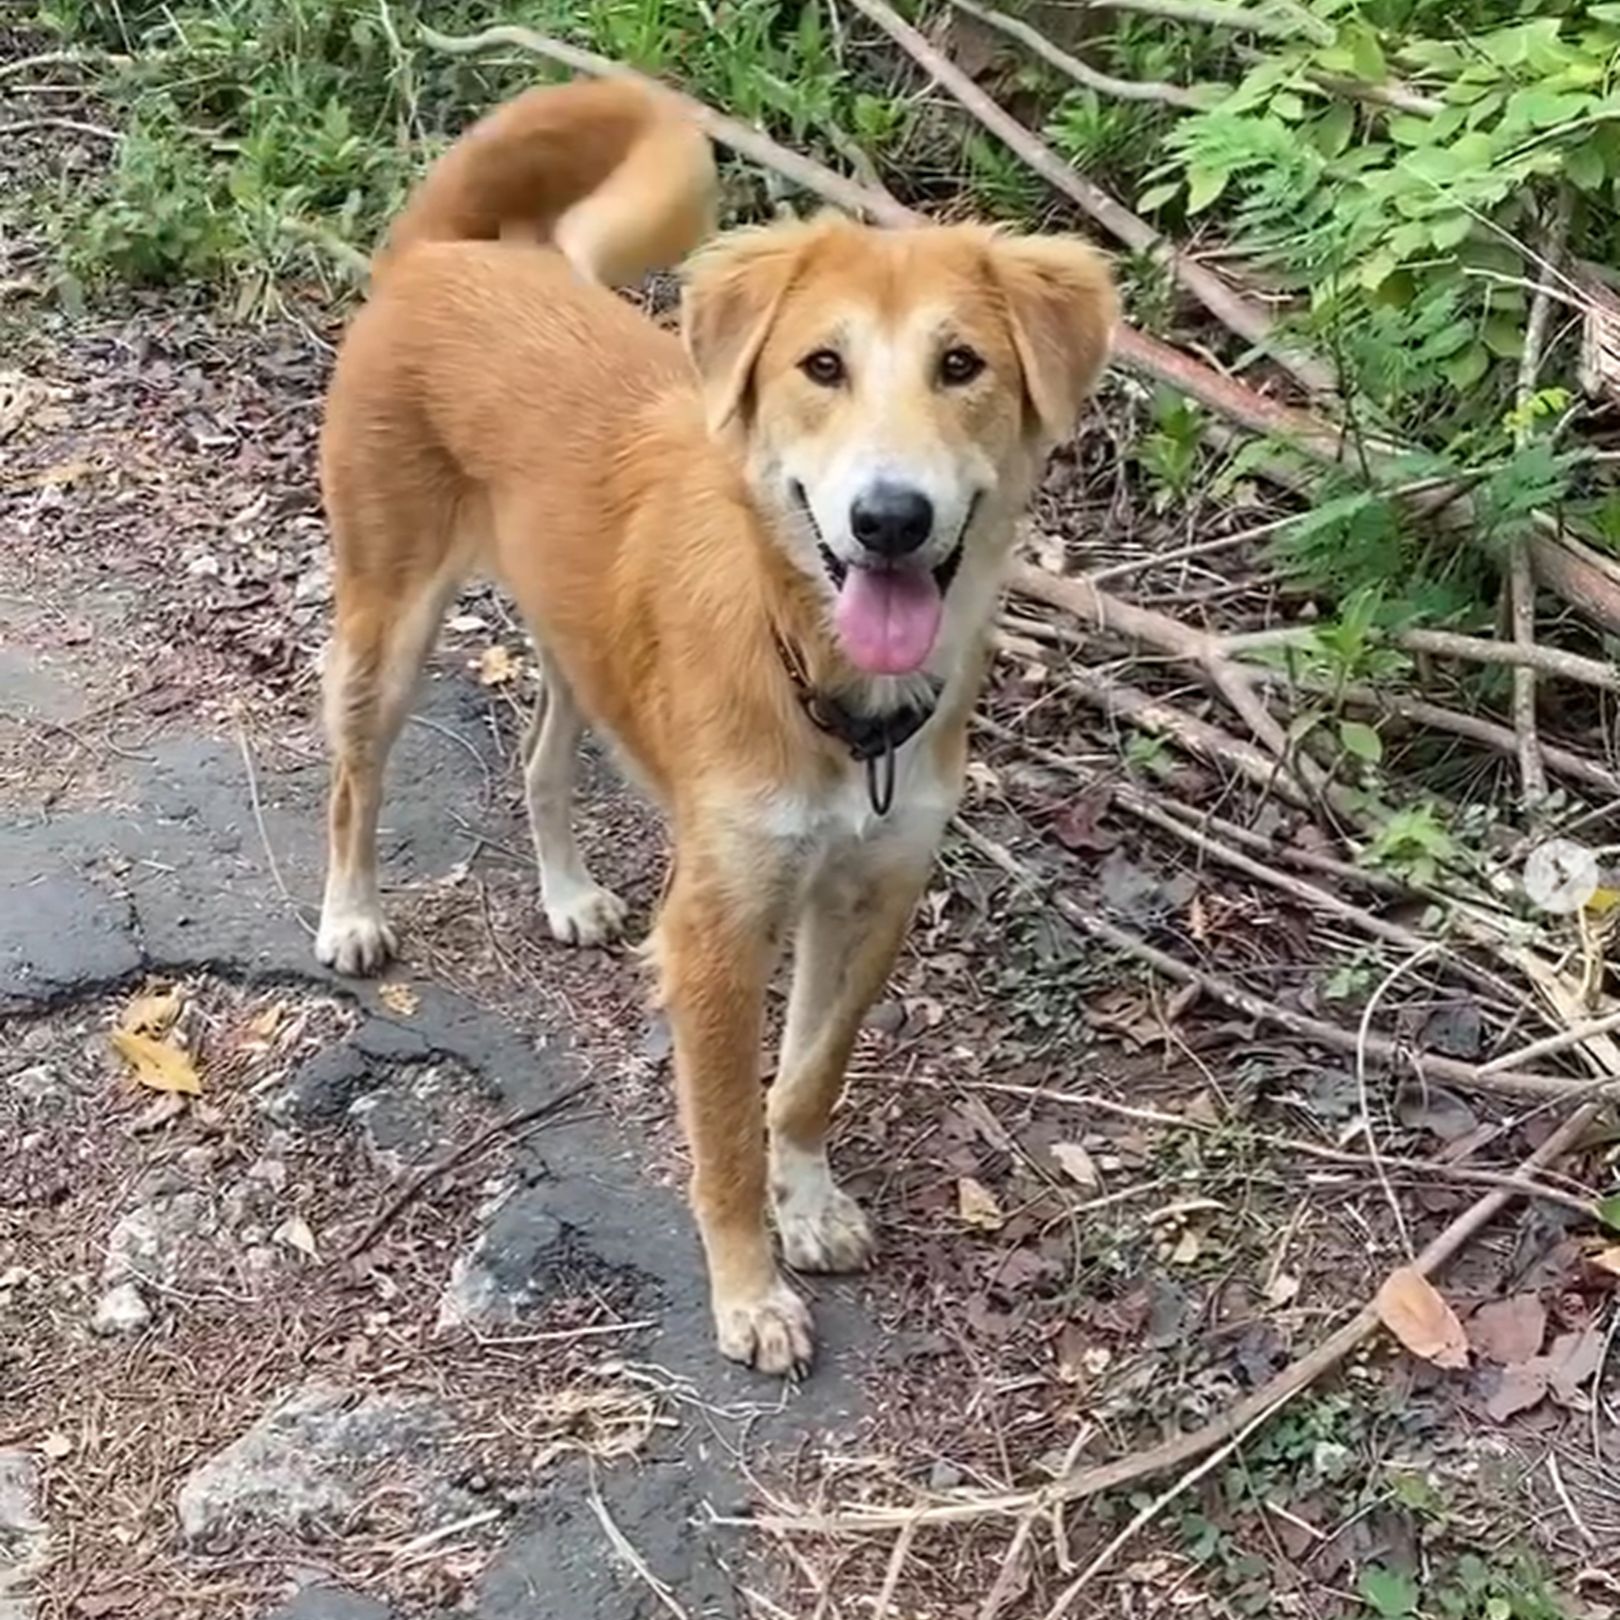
[4,1066,65,1106]
[0,1448,47,1616]
[92,1282,152,1337]
[177,1381,465,1549]
[436,1188,564,1329]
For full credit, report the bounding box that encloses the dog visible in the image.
[314,77,1117,1373]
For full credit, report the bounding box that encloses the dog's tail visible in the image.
[374,78,717,288]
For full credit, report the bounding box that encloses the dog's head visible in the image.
[682,216,1116,678]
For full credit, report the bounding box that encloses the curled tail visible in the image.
[374,78,718,287]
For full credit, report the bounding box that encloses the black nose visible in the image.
[849,483,934,558]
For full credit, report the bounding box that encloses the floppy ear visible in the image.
[681,223,817,433]
[990,235,1118,445]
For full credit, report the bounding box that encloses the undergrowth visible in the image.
[21,0,1620,651]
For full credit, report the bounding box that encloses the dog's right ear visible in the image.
[681,224,815,434]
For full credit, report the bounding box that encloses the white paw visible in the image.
[544,882,628,947]
[777,1183,875,1275]
[714,1278,814,1375]
[315,907,397,976]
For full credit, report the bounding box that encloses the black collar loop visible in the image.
[773,633,939,816]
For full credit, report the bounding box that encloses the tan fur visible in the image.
[316,79,1117,1373]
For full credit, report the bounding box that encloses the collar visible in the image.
[773,632,940,816]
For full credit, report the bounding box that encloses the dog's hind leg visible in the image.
[523,648,628,946]
[767,855,931,1274]
[315,553,458,975]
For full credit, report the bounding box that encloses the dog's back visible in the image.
[373,76,717,288]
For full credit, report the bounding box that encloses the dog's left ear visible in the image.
[682,223,815,434]
[991,235,1118,445]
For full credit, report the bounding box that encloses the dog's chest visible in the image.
[760,741,957,862]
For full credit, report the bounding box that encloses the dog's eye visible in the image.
[800,349,845,387]
[939,346,985,386]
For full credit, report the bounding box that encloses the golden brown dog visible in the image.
[315,77,1117,1373]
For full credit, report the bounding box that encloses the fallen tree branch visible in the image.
[730,1077,1603,1537]
[846,0,1339,397]
[958,821,1599,1100]
[1393,626,1620,693]
[421,23,911,225]
[1246,670,1620,799]
[0,116,120,141]
[1509,192,1574,809]
[945,0,1212,110]
[1076,0,1326,40]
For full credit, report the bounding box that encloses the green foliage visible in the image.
[39,0,913,295]
[1362,799,1457,886]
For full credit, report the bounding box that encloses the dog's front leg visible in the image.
[768,852,932,1274]
[657,835,810,1373]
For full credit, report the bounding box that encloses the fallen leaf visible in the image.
[1052,788,1117,853]
[1375,1267,1469,1370]
[1485,1360,1550,1423]
[119,986,182,1039]
[1598,1194,1620,1234]
[247,1002,285,1040]
[378,982,419,1017]
[273,1217,321,1261]
[447,612,489,633]
[1170,1227,1204,1266]
[110,1030,202,1097]
[957,1177,1005,1232]
[1394,1078,1479,1142]
[39,1431,72,1461]
[1049,1142,1101,1191]
[1469,1294,1547,1366]
[1592,1245,1620,1277]
[1267,1271,1301,1307]
[476,644,517,686]
[1547,1326,1602,1403]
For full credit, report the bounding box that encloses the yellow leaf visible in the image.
[957,1176,1004,1231]
[273,1217,320,1261]
[476,644,517,686]
[379,982,419,1016]
[1586,886,1620,917]
[247,1001,285,1040]
[119,986,181,1039]
[1375,1266,1469,1370]
[110,1030,202,1097]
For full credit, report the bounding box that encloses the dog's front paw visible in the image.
[777,1183,875,1275]
[714,1278,814,1375]
[315,907,397,976]
[544,882,629,947]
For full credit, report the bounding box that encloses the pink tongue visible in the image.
[834,566,943,675]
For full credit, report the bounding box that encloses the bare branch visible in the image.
[945,0,1212,110]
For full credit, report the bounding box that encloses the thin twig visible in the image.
[589,1467,693,1620]
[871,1521,918,1620]
[346,1081,592,1258]
[945,0,1211,109]
[846,0,1338,397]
[0,117,119,141]
[233,712,317,938]
[1510,190,1574,808]
[1069,0,1325,40]
[422,24,910,226]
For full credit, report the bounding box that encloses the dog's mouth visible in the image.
[790,483,974,677]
